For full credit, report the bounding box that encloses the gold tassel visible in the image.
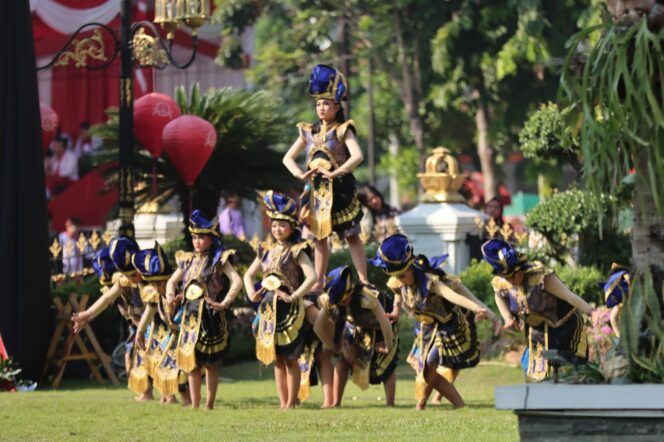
[297,340,318,402]
[176,346,197,373]
[352,363,370,391]
[298,378,310,402]
[437,366,458,384]
[159,370,179,397]
[255,296,277,365]
[415,373,428,401]
[128,366,149,395]
[309,179,333,240]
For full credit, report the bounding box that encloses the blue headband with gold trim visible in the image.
[132,241,173,282]
[309,64,347,103]
[481,239,527,276]
[108,236,140,273]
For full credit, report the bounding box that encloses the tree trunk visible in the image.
[366,57,376,185]
[475,96,497,202]
[393,8,426,173]
[632,149,664,297]
[338,11,351,118]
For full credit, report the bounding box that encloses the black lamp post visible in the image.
[37,0,209,236]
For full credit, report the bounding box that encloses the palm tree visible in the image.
[90,84,297,242]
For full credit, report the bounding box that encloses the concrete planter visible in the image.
[495,384,664,441]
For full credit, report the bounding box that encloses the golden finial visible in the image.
[102,230,113,246]
[500,223,514,241]
[515,231,529,245]
[49,238,62,258]
[417,147,466,203]
[90,230,101,250]
[485,217,499,238]
[474,216,485,234]
[76,232,88,254]
[249,233,261,250]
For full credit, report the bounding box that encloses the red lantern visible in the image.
[40,103,58,154]
[134,93,181,158]
[162,115,217,186]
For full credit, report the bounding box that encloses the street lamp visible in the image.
[37,0,210,237]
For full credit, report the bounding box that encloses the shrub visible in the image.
[554,264,604,306]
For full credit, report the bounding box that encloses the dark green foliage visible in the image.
[554,265,604,305]
[526,189,630,269]
[459,259,496,311]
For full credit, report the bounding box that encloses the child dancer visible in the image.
[166,210,243,410]
[244,191,317,409]
[482,239,592,380]
[133,242,190,405]
[314,266,398,407]
[600,263,630,338]
[370,234,499,410]
[282,64,366,292]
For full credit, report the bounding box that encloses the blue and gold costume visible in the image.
[483,239,588,380]
[321,266,398,390]
[132,242,187,397]
[299,64,363,240]
[254,192,312,365]
[175,211,236,371]
[370,235,480,398]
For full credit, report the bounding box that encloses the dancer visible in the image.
[244,191,318,409]
[166,210,243,410]
[482,239,592,380]
[600,263,630,338]
[282,64,366,291]
[370,234,499,410]
[133,242,191,405]
[314,266,398,407]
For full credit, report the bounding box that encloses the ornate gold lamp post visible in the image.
[37,0,210,237]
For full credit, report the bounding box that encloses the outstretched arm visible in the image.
[544,274,593,315]
[371,302,394,352]
[71,282,121,333]
[435,281,486,313]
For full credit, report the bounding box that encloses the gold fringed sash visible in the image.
[297,339,319,402]
[128,347,149,395]
[351,328,374,391]
[256,293,278,365]
[309,178,333,240]
[154,334,180,397]
[175,291,205,373]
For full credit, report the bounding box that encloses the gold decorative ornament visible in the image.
[154,0,182,40]
[132,28,169,66]
[485,217,499,238]
[418,147,466,203]
[56,29,108,68]
[76,232,88,254]
[183,0,211,31]
[261,275,282,291]
[90,231,101,250]
[474,216,485,234]
[185,282,204,300]
[515,231,529,245]
[102,230,113,247]
[500,223,514,241]
[49,238,62,258]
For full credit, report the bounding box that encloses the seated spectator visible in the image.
[358,185,401,243]
[218,193,247,240]
[45,136,78,196]
[73,121,102,158]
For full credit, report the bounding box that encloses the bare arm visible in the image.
[220,261,243,307]
[243,257,262,303]
[137,303,157,336]
[455,283,498,321]
[544,274,593,315]
[282,137,308,179]
[290,252,317,300]
[495,291,514,322]
[166,267,183,300]
[435,281,485,313]
[85,283,122,320]
[371,302,394,352]
[313,308,336,350]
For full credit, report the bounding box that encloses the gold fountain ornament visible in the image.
[154,0,210,39]
[418,147,466,203]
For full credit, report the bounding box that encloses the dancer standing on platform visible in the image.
[166,210,243,410]
[370,234,499,410]
[482,239,592,380]
[314,266,398,407]
[244,191,320,409]
[132,242,191,406]
[71,237,150,400]
[282,64,366,292]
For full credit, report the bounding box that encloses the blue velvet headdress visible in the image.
[189,209,220,237]
[108,236,140,273]
[368,234,415,276]
[263,190,298,225]
[309,64,347,103]
[324,265,354,305]
[92,247,116,286]
[132,241,173,282]
[481,239,528,277]
[600,263,630,308]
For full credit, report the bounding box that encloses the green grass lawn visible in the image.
[0,362,522,441]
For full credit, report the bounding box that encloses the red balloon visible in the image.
[134,93,181,158]
[162,115,217,186]
[40,103,58,154]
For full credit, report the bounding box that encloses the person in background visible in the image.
[58,217,83,275]
[218,193,247,240]
[46,136,78,195]
[358,185,401,243]
[73,121,102,158]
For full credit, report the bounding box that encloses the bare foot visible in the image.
[321,403,335,409]
[206,402,214,410]
[430,397,442,405]
[159,397,167,404]
[164,395,178,404]
[415,401,426,411]
[135,393,154,402]
[385,402,395,407]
